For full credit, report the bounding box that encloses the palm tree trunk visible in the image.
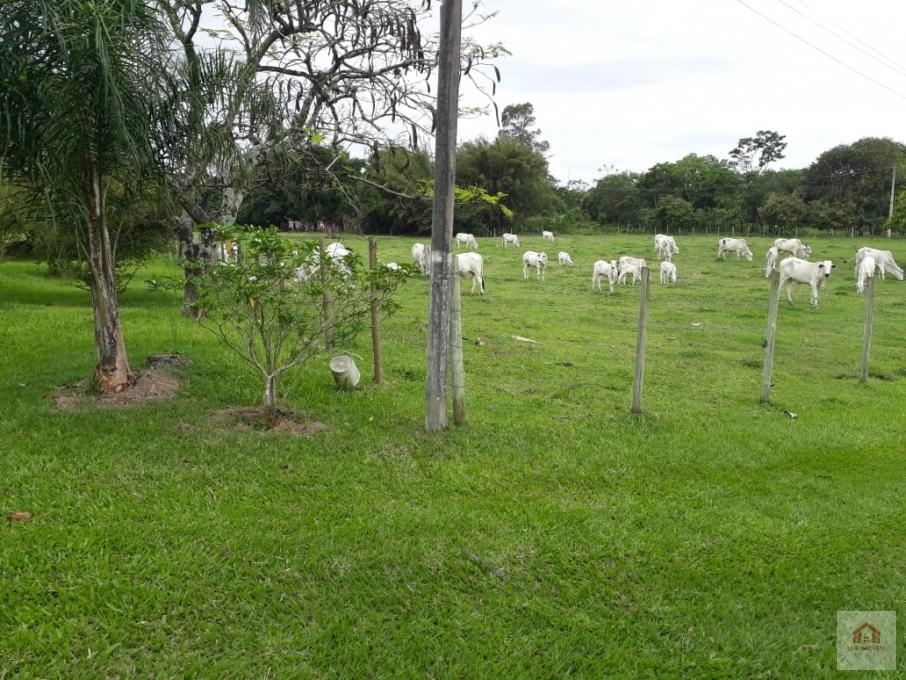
[85,165,133,392]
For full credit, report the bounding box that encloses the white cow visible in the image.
[773,237,811,259]
[717,237,753,261]
[523,251,549,280]
[856,255,876,293]
[383,262,400,272]
[778,256,835,307]
[592,260,618,293]
[617,256,647,285]
[854,247,904,280]
[764,246,780,277]
[455,232,479,249]
[455,251,485,295]
[294,241,351,281]
[411,242,431,277]
[558,251,574,265]
[541,230,555,241]
[501,232,521,248]
[654,234,679,261]
[659,261,677,284]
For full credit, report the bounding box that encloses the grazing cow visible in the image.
[773,237,811,259]
[411,242,431,277]
[717,237,753,261]
[856,256,876,293]
[778,256,835,307]
[617,256,647,285]
[455,232,479,249]
[455,252,485,295]
[764,246,780,277]
[522,251,549,280]
[501,232,521,248]
[654,234,679,261]
[558,251,574,265]
[383,262,401,272]
[854,247,904,280]
[294,242,351,281]
[659,261,677,284]
[592,260,619,293]
[542,230,555,241]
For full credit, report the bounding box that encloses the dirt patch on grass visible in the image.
[55,354,186,410]
[212,406,326,436]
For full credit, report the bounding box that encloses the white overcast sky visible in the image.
[455,0,906,185]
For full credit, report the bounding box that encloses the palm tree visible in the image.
[0,0,169,391]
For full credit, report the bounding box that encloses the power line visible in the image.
[794,0,906,75]
[735,0,906,102]
[777,0,906,78]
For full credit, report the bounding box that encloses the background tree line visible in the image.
[236,110,906,239]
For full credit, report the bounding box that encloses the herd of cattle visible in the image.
[287,231,904,310]
[407,232,905,309]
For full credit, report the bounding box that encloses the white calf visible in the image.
[455,232,479,249]
[592,260,618,293]
[778,256,834,307]
[411,242,431,277]
[501,232,521,248]
[558,251,574,266]
[764,246,780,277]
[617,256,647,285]
[541,230,555,241]
[854,247,904,280]
[659,261,677,284]
[773,237,811,259]
[654,234,678,261]
[455,251,485,295]
[856,256,876,293]
[523,251,549,280]
[717,237,753,261]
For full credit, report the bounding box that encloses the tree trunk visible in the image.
[85,165,133,392]
[264,373,277,407]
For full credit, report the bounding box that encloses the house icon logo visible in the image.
[838,610,896,671]
[852,622,882,645]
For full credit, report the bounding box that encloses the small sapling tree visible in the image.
[196,226,409,408]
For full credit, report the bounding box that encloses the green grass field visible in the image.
[2,233,905,677]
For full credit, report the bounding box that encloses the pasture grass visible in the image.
[2,234,906,677]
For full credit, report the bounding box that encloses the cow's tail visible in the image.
[480,258,486,293]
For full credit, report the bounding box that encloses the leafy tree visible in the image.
[728,130,787,173]
[655,196,694,232]
[0,0,169,391]
[637,154,738,211]
[885,189,906,234]
[802,137,906,234]
[498,102,550,155]
[456,136,559,232]
[358,147,434,235]
[196,226,408,407]
[583,172,643,227]
[759,192,807,234]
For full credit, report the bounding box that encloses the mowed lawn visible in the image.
[2,233,905,677]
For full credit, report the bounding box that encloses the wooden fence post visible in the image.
[368,238,383,384]
[631,267,650,414]
[861,276,874,383]
[451,274,466,424]
[761,270,780,402]
[319,237,332,349]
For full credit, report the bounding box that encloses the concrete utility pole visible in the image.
[425,0,463,432]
